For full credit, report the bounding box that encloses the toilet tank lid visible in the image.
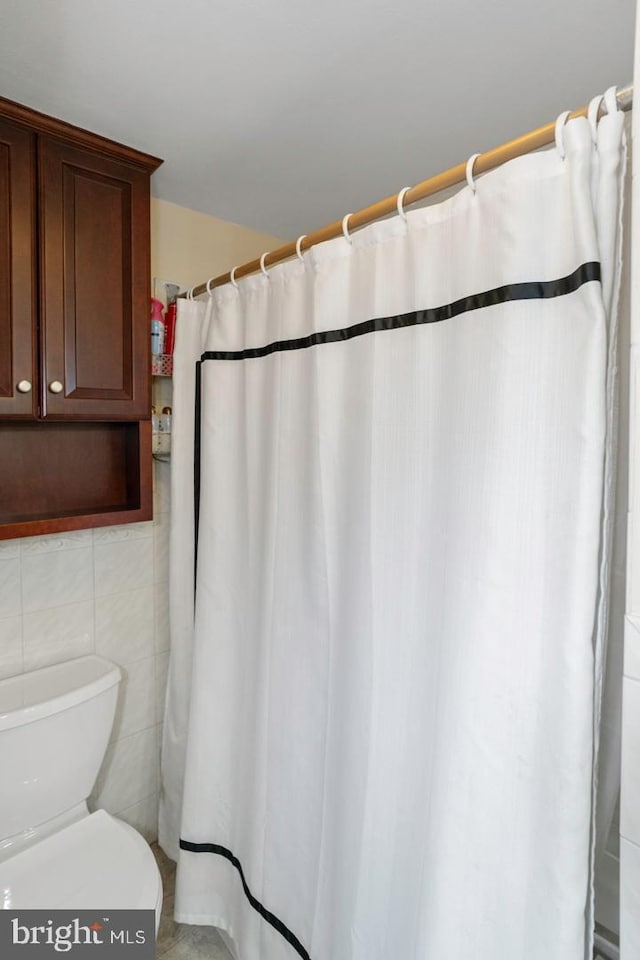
[0,656,121,732]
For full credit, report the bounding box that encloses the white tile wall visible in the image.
[23,600,94,671]
[94,538,154,597]
[0,557,22,618]
[95,588,155,664]
[0,461,171,842]
[117,793,160,844]
[22,545,94,612]
[109,657,157,742]
[94,726,158,812]
[0,615,22,678]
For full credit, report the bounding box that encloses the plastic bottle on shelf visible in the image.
[158,406,172,455]
[164,299,177,356]
[150,298,165,355]
[151,405,160,454]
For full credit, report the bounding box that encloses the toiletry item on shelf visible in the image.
[164,299,177,356]
[161,406,172,439]
[150,298,165,355]
[151,405,163,455]
[152,406,172,456]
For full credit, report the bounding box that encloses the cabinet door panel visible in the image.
[39,138,150,419]
[0,119,37,417]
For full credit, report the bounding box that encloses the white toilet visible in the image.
[0,655,163,927]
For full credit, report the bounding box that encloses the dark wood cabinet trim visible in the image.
[0,118,38,418]
[0,96,162,173]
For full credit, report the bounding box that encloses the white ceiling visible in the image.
[0,0,635,240]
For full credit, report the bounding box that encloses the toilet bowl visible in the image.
[0,655,162,929]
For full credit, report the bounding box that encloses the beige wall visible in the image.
[151,197,283,292]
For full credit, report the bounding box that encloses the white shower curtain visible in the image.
[160,107,625,960]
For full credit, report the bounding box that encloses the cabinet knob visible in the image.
[48,380,64,394]
[16,380,32,393]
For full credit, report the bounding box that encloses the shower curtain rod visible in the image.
[184,83,633,299]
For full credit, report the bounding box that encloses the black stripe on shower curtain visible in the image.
[196,261,601,362]
[187,258,601,958]
[193,260,600,568]
[180,839,312,960]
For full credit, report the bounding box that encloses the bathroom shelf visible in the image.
[0,421,152,539]
[152,354,173,377]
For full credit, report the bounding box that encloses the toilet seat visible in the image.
[0,810,163,927]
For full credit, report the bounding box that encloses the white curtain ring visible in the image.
[230,266,239,288]
[206,277,215,298]
[342,214,353,244]
[187,286,194,300]
[295,235,307,261]
[603,85,619,117]
[396,187,411,222]
[554,110,571,160]
[260,253,270,278]
[588,95,604,143]
[465,154,481,194]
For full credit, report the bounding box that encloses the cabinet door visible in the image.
[39,137,150,419]
[0,119,37,417]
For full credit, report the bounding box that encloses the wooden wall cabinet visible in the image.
[0,98,162,539]
[0,117,37,419]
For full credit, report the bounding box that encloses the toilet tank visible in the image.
[0,656,121,843]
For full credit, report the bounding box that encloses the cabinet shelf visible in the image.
[0,420,152,539]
